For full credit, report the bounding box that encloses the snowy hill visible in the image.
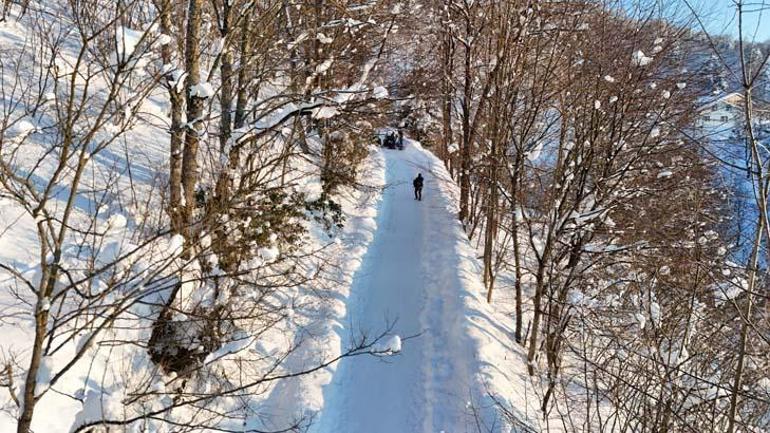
[0,3,450,431]
[3,1,770,432]
[0,4,538,431]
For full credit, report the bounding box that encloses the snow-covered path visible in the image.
[313,141,485,433]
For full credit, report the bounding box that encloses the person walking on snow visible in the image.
[413,173,424,201]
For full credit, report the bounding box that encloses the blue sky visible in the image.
[692,0,770,42]
[619,1,770,42]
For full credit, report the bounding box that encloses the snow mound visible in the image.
[258,246,280,263]
[317,32,333,44]
[632,50,653,66]
[372,86,389,99]
[316,58,334,74]
[6,119,36,140]
[116,26,143,61]
[312,106,340,120]
[190,82,215,98]
[372,334,401,355]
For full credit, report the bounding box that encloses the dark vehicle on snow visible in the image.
[376,129,404,150]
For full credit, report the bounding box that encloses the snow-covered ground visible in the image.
[1,6,540,430]
[0,9,388,430]
[0,126,538,432]
[311,140,539,433]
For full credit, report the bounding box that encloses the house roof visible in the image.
[696,92,743,112]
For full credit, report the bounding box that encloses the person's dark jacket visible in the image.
[413,174,424,189]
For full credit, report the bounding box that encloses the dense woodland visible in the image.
[1,0,769,432]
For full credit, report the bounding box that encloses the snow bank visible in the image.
[371,86,389,99]
[116,26,143,61]
[632,50,653,67]
[315,58,334,74]
[312,106,340,119]
[70,389,124,432]
[251,146,387,430]
[409,140,540,432]
[189,82,215,98]
[306,140,539,432]
[6,119,36,140]
[371,334,401,355]
[317,33,333,44]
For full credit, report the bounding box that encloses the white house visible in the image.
[696,92,770,131]
[695,92,743,129]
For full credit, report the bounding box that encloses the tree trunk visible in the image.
[218,9,233,153]
[159,0,185,234]
[214,2,234,208]
[727,193,763,432]
[16,303,48,433]
[541,243,582,412]
[527,231,554,376]
[441,28,454,168]
[527,260,546,375]
[484,142,498,302]
[458,17,472,224]
[1,0,11,21]
[234,10,252,130]
[181,0,203,241]
[728,15,769,428]
[511,161,523,343]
